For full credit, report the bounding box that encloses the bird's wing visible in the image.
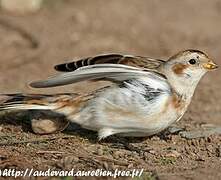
[30,64,167,88]
[54,54,165,72]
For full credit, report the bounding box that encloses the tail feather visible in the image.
[0,93,79,112]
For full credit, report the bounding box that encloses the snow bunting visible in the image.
[0,49,218,139]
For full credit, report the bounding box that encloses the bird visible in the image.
[0,49,218,139]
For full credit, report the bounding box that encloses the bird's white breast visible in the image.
[71,77,184,137]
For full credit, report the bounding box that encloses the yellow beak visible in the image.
[203,61,218,70]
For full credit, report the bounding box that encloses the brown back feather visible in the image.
[54,54,165,72]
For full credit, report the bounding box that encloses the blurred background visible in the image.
[0,0,220,90]
[0,1,221,177]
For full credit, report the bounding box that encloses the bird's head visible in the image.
[169,49,217,76]
[161,49,218,95]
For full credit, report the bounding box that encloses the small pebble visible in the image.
[31,118,69,134]
[206,144,214,153]
[127,163,133,169]
[151,136,160,141]
[216,145,221,157]
[1,0,43,14]
[149,150,157,155]
[97,148,103,156]
[103,162,109,170]
[165,150,181,158]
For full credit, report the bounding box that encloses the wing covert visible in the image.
[30,64,167,88]
[54,54,165,72]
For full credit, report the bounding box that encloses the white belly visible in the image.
[70,85,182,137]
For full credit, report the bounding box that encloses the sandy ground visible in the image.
[0,0,221,179]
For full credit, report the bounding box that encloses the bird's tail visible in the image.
[0,93,83,115]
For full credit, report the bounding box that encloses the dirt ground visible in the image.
[0,0,221,179]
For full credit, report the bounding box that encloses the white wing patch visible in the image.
[30,64,166,88]
[74,73,172,138]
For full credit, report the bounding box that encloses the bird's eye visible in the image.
[188,59,196,65]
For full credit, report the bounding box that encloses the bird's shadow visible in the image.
[0,110,172,146]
